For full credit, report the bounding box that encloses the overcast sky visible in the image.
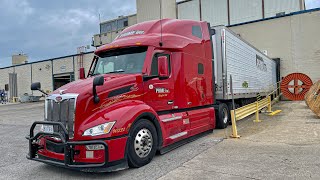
[0,0,136,68]
[0,0,319,68]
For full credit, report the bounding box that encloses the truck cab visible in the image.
[27,19,217,172]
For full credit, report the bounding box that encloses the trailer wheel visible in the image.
[216,103,229,129]
[127,119,158,168]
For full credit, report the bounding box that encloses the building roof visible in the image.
[0,51,94,70]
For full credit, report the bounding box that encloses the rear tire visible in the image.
[127,119,158,168]
[216,103,229,129]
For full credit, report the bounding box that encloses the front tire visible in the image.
[216,103,229,129]
[127,119,158,168]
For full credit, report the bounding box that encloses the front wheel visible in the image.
[127,119,158,168]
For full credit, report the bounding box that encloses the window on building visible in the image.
[198,63,204,74]
[111,21,117,31]
[124,20,128,27]
[100,22,112,33]
[117,17,129,29]
[100,17,129,34]
[192,25,202,39]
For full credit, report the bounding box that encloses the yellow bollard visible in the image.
[253,101,262,122]
[230,110,240,138]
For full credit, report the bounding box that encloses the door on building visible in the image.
[53,73,74,90]
[9,73,17,100]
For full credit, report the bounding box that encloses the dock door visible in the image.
[53,73,74,90]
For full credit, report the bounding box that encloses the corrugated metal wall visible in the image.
[137,0,160,22]
[177,0,200,21]
[264,0,301,18]
[177,0,303,25]
[137,0,176,23]
[201,0,228,26]
[229,0,263,25]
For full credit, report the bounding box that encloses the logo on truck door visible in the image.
[256,55,267,72]
[155,88,170,93]
[155,88,170,98]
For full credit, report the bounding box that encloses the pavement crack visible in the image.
[182,166,261,180]
[239,138,320,146]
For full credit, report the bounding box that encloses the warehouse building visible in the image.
[0,51,94,98]
[0,0,319,102]
[93,0,305,46]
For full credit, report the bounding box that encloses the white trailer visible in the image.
[212,26,278,101]
[210,26,279,129]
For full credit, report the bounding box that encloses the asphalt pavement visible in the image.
[1,101,319,179]
[0,102,222,180]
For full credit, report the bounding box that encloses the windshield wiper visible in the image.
[105,69,125,74]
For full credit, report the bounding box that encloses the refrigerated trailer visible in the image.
[212,26,278,126]
[27,19,278,172]
[213,26,277,101]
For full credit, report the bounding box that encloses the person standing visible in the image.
[0,89,5,104]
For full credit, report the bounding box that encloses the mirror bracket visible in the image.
[30,82,48,95]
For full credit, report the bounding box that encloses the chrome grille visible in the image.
[46,97,76,138]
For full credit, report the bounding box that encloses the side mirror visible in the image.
[31,82,41,90]
[31,82,48,95]
[93,76,104,104]
[158,56,169,78]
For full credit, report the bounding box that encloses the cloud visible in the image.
[44,9,99,29]
[305,0,320,9]
[0,0,136,68]
[0,0,34,24]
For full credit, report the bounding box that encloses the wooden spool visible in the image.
[305,80,320,117]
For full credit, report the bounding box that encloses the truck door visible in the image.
[143,53,175,111]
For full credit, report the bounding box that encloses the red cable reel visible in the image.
[280,73,313,101]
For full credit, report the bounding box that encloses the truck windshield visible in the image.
[93,47,147,75]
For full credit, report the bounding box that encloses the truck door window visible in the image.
[150,54,171,76]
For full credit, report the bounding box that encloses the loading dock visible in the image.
[53,73,74,90]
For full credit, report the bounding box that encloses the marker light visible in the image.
[83,121,116,136]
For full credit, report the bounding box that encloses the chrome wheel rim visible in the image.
[223,108,228,124]
[134,128,153,158]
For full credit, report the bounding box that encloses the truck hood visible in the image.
[52,74,142,95]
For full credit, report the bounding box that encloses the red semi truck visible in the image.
[27,19,277,172]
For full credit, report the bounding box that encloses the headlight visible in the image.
[83,121,116,136]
